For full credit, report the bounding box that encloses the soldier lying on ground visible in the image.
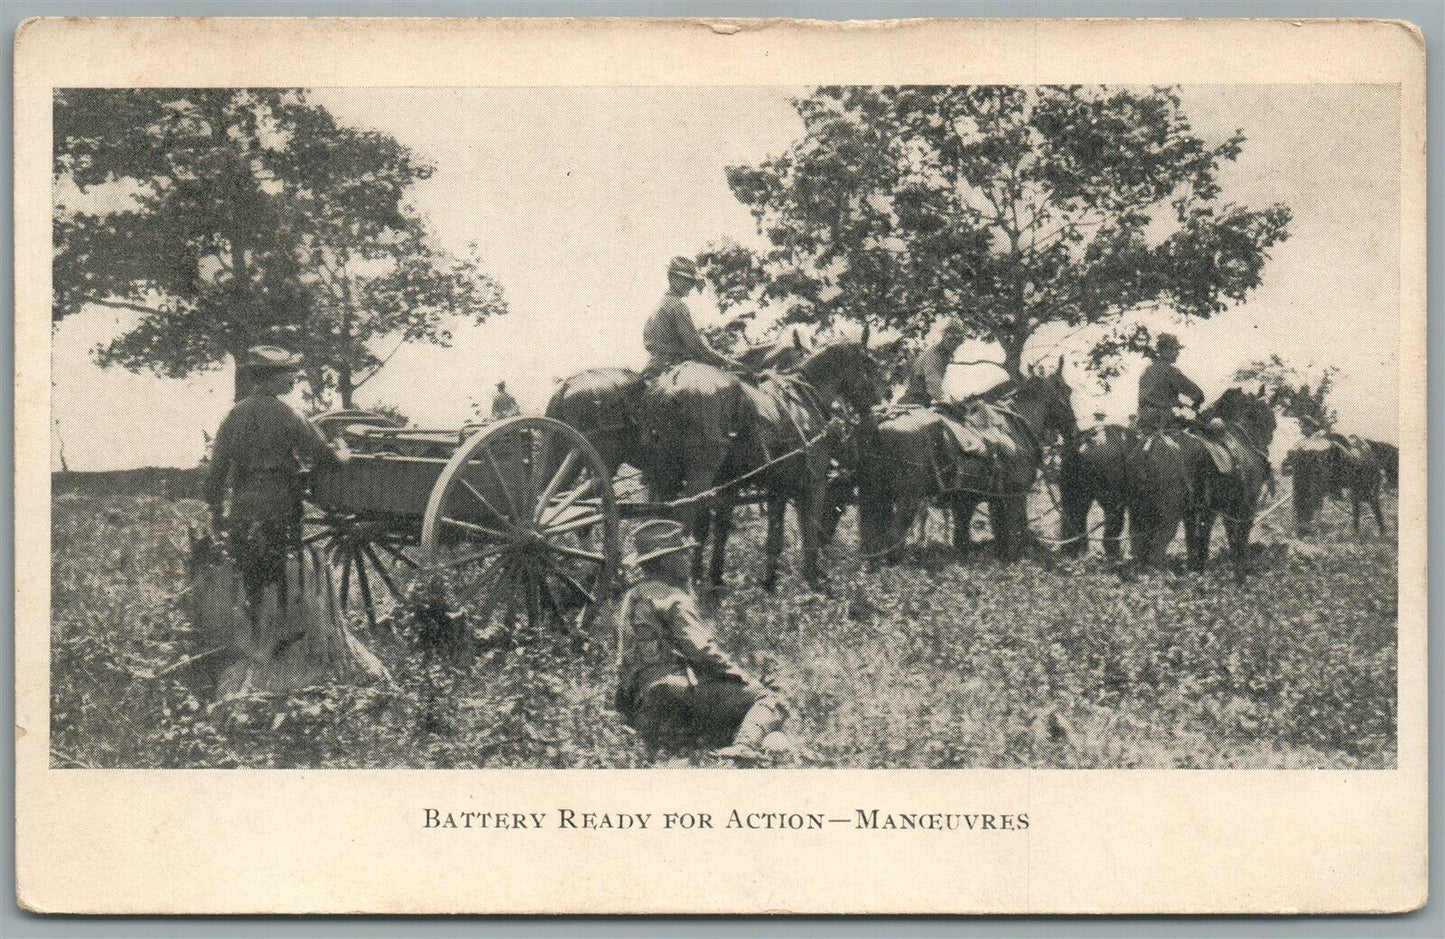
[613,520,797,763]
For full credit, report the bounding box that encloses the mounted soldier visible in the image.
[1137,332,1205,433]
[641,256,745,378]
[614,520,796,762]
[898,320,966,407]
[205,346,348,618]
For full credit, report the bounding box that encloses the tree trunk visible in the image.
[1002,340,1025,382]
[337,363,354,410]
[232,349,252,402]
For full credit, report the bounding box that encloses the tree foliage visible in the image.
[1236,354,1339,431]
[702,86,1292,379]
[53,89,506,404]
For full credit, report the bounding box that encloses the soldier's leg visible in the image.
[630,675,695,750]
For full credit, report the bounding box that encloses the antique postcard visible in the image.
[14,16,1426,913]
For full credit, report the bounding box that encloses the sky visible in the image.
[50,84,1401,470]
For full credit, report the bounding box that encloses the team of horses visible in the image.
[548,341,1391,590]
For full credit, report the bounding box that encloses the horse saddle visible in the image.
[1191,432,1237,475]
[937,404,1017,463]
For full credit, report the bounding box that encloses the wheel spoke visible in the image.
[543,512,607,537]
[544,541,606,566]
[375,541,420,569]
[457,478,517,533]
[339,549,354,610]
[361,543,402,599]
[538,476,599,526]
[546,560,598,606]
[479,443,522,522]
[442,516,515,543]
[355,556,378,628]
[534,450,581,521]
[529,426,554,510]
[431,542,509,571]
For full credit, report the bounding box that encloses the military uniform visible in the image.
[641,256,735,377]
[613,521,786,756]
[491,385,520,419]
[205,347,340,614]
[899,340,955,406]
[1137,335,1204,433]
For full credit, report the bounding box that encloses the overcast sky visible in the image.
[51,84,1400,470]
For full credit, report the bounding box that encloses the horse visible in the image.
[1289,434,1386,536]
[1058,423,1138,560]
[857,360,1077,563]
[638,341,882,590]
[1366,438,1398,490]
[1124,387,1276,579]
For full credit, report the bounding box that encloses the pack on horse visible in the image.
[1124,387,1276,578]
[857,359,1077,563]
[1288,432,1386,536]
[1058,422,1138,560]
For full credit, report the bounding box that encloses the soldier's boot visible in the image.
[713,697,787,763]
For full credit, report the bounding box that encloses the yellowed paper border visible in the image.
[15,17,1426,913]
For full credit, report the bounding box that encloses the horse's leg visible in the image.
[797,485,825,590]
[1224,509,1254,582]
[708,496,733,588]
[1188,505,1214,572]
[1372,485,1386,535]
[761,491,787,592]
[951,497,974,554]
[690,501,712,584]
[1059,487,1090,558]
[1351,489,1362,537]
[1103,501,1126,562]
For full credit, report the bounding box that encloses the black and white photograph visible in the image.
[15,15,1427,916]
[47,79,1402,771]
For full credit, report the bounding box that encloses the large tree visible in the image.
[707,86,1292,379]
[53,89,506,404]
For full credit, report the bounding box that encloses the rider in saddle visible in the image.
[614,520,796,763]
[642,257,746,379]
[899,320,966,407]
[1137,332,1205,434]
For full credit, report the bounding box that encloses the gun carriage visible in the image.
[303,410,621,636]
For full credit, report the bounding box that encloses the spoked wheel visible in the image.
[420,416,620,642]
[303,511,421,628]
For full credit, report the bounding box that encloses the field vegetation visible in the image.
[50,483,1396,770]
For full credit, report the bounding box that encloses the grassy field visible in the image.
[50,482,1397,769]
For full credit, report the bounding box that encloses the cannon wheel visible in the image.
[304,409,420,627]
[420,416,620,640]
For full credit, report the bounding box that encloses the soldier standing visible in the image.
[641,257,743,378]
[899,320,966,406]
[491,380,520,419]
[1137,333,1204,433]
[614,520,794,762]
[205,346,347,619]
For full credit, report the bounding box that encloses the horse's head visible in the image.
[739,329,810,373]
[797,341,884,415]
[1204,385,1277,451]
[1017,356,1078,443]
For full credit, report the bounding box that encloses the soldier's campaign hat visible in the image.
[940,319,966,340]
[668,256,701,283]
[625,519,698,567]
[245,345,302,372]
[1155,332,1183,352]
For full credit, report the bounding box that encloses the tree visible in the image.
[53,89,506,403]
[707,86,1292,380]
[1236,354,1339,431]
